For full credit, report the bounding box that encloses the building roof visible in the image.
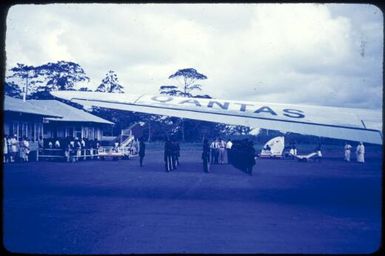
[4,96,61,117]
[30,100,114,125]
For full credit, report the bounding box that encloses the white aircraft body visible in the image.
[51,91,382,145]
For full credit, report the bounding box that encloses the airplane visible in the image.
[50,91,383,145]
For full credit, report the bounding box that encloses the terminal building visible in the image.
[4,96,114,142]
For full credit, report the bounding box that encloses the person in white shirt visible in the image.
[218,139,226,164]
[210,140,217,164]
[226,140,233,164]
[114,141,119,153]
[22,137,30,162]
[344,142,352,162]
[54,139,61,148]
[356,142,365,163]
[4,136,8,163]
[81,138,86,160]
[10,135,18,162]
[76,138,82,159]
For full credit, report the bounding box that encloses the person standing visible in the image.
[75,138,82,161]
[95,139,101,160]
[68,139,76,162]
[344,142,352,162]
[210,139,217,164]
[245,140,256,175]
[81,138,86,160]
[89,138,95,160]
[22,137,30,162]
[226,139,233,164]
[202,139,210,173]
[113,141,119,152]
[10,135,18,163]
[356,142,365,163]
[54,139,61,149]
[139,139,145,167]
[4,135,9,163]
[210,139,220,164]
[218,138,226,164]
[164,139,173,172]
[19,137,24,161]
[170,139,178,170]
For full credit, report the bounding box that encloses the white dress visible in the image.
[344,145,352,161]
[356,144,365,163]
[23,140,30,161]
[4,138,8,155]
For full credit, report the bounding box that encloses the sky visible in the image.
[5,3,383,109]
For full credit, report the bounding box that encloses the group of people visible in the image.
[130,137,179,171]
[43,137,101,162]
[209,138,232,165]
[202,138,256,175]
[65,137,102,162]
[3,133,368,168]
[286,141,365,163]
[344,142,365,163]
[164,138,181,172]
[4,134,32,163]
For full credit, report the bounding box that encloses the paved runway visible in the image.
[3,145,382,254]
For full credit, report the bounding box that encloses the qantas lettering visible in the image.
[150,96,305,119]
[234,103,254,112]
[207,101,230,110]
[254,106,277,116]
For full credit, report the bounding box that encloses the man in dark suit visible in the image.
[139,138,146,167]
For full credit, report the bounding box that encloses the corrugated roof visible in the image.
[30,100,114,125]
[4,96,61,117]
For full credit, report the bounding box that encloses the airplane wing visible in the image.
[51,91,383,145]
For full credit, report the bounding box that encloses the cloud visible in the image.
[5,3,383,109]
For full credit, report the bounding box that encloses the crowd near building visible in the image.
[4,96,113,163]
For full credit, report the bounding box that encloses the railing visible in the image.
[38,148,100,162]
[37,146,138,162]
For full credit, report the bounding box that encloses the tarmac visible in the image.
[3,145,382,254]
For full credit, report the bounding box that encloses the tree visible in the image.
[222,125,252,136]
[79,87,92,91]
[96,70,124,93]
[4,81,22,98]
[36,61,90,91]
[159,85,182,96]
[6,61,90,99]
[168,68,207,97]
[158,68,212,141]
[7,63,41,99]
